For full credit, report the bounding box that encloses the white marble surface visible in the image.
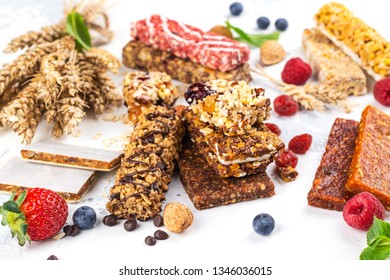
[0,0,389,272]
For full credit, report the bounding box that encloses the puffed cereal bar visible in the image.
[315,2,390,80]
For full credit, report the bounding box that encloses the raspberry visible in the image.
[288,133,312,154]
[273,95,299,116]
[264,123,281,136]
[373,77,390,106]
[281,57,312,85]
[274,150,298,168]
[343,192,386,230]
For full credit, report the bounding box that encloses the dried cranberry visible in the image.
[275,150,298,168]
[184,83,215,105]
[273,95,298,116]
[288,133,312,154]
[264,123,281,136]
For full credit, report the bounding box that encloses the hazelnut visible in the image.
[163,202,193,233]
[208,25,233,39]
[260,40,286,66]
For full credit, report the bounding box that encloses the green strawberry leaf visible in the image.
[2,201,20,213]
[367,217,390,244]
[14,190,26,207]
[66,11,91,52]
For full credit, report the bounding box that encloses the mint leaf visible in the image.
[225,21,279,47]
[360,236,390,260]
[66,11,91,51]
[367,217,390,244]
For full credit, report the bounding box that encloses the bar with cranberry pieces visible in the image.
[307,118,358,211]
[345,105,390,210]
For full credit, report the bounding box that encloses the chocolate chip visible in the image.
[70,225,80,236]
[64,224,80,237]
[153,214,164,227]
[124,218,137,232]
[154,230,168,240]
[47,255,58,260]
[63,225,73,236]
[102,214,118,226]
[145,236,156,246]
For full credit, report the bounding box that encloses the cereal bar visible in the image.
[179,141,275,210]
[123,71,179,107]
[346,105,390,210]
[186,79,271,136]
[185,109,284,178]
[307,118,358,211]
[315,2,390,80]
[106,105,184,220]
[122,40,252,84]
[302,28,366,97]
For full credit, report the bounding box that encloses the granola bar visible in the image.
[315,2,390,80]
[307,118,358,211]
[123,71,179,107]
[179,141,275,210]
[186,79,271,136]
[106,105,184,220]
[185,109,284,178]
[21,140,123,171]
[346,105,390,210]
[302,28,366,97]
[122,40,252,84]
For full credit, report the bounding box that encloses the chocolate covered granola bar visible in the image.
[179,141,275,210]
[106,105,184,220]
[307,118,358,211]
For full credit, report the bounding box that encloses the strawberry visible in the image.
[0,188,68,246]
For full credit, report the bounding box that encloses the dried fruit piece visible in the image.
[273,95,299,116]
[281,57,312,85]
[288,133,312,154]
[373,77,390,106]
[184,83,215,105]
[343,192,386,230]
[275,150,298,168]
[260,40,285,66]
[264,122,281,136]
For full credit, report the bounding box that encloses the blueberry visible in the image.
[252,213,275,235]
[275,18,288,31]
[229,2,243,16]
[257,17,270,30]
[73,206,97,230]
